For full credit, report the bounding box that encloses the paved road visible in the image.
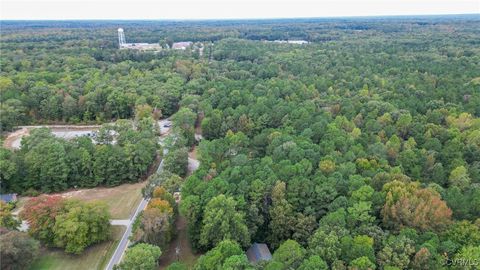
[106,154,170,269]
[110,219,130,226]
[105,198,149,270]
[106,126,172,270]
[106,153,169,270]
[105,120,200,270]
[12,118,181,270]
[105,149,198,270]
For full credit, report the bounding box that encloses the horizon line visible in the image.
[1,13,479,22]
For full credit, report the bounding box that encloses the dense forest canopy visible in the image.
[1,15,479,129]
[1,15,480,269]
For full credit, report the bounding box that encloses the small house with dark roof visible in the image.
[0,193,17,203]
[246,243,272,263]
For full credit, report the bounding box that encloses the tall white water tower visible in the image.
[118,28,126,48]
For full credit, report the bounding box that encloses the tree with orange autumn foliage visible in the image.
[19,195,65,244]
[20,195,111,254]
[382,181,452,232]
[147,198,173,215]
[152,186,168,199]
[152,186,177,212]
[133,192,176,249]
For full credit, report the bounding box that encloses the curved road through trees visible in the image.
[106,119,200,270]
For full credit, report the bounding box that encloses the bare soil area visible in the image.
[3,125,101,150]
[3,127,29,149]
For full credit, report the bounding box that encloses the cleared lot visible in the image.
[16,182,146,220]
[59,182,146,219]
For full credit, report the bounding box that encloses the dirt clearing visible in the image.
[3,125,101,150]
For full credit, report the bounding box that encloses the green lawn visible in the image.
[29,225,125,270]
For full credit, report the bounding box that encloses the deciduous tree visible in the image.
[0,230,39,270]
[0,201,20,230]
[194,240,243,270]
[115,243,162,270]
[270,239,305,270]
[382,181,452,231]
[53,200,111,254]
[19,195,65,244]
[200,195,250,249]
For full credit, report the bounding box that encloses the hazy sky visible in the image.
[1,0,479,20]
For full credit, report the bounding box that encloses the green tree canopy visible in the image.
[115,243,162,270]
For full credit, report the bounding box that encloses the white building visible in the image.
[172,41,193,50]
[118,28,161,50]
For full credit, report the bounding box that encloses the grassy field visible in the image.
[61,182,146,219]
[29,225,125,270]
[16,182,145,219]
